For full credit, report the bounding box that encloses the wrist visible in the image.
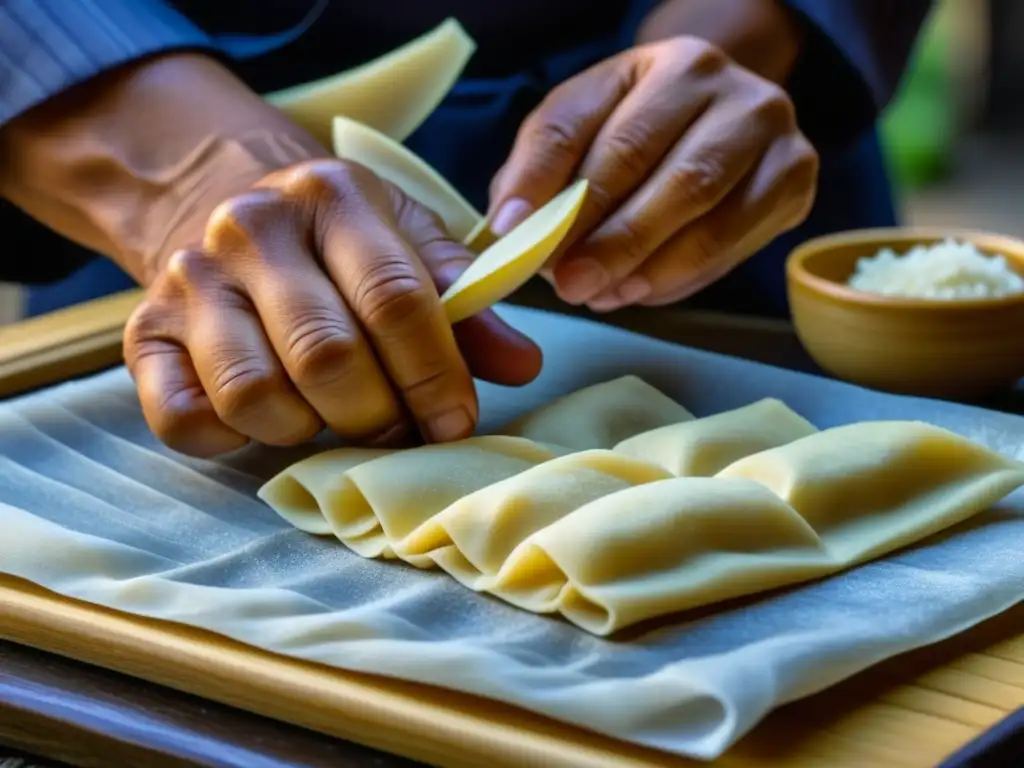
[637,0,805,84]
[0,53,328,286]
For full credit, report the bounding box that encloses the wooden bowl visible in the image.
[786,228,1024,399]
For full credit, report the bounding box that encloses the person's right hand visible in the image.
[124,158,543,458]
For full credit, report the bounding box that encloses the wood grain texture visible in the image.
[0,640,420,768]
[0,287,1022,767]
[0,576,1021,768]
[0,290,140,399]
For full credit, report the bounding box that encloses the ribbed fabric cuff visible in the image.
[0,0,218,124]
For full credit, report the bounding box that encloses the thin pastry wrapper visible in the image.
[717,420,1024,564]
[488,421,1024,634]
[500,375,694,451]
[259,436,563,559]
[260,380,1024,636]
[613,398,817,476]
[393,450,672,584]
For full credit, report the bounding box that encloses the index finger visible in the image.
[487,56,629,236]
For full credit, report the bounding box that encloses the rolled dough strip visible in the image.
[440,179,589,324]
[266,18,476,148]
[332,116,483,243]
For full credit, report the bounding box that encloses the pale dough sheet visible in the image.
[1,305,1023,761]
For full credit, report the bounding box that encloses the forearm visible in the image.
[0,53,325,285]
[637,0,805,84]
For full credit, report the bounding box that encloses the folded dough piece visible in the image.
[260,436,562,559]
[718,420,1024,564]
[440,179,590,324]
[490,477,829,635]
[394,450,672,587]
[257,448,393,535]
[266,18,476,147]
[614,399,817,476]
[502,376,694,451]
[332,116,483,243]
[482,421,1024,635]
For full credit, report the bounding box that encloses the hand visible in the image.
[488,36,819,311]
[124,159,542,458]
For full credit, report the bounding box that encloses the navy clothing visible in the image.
[0,0,931,318]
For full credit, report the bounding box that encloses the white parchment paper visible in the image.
[1,305,1022,761]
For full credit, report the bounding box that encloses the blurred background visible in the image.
[886,0,1023,235]
[0,0,1016,325]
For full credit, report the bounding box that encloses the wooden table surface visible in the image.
[1,283,1023,768]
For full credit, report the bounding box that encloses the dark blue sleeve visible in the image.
[0,0,218,125]
[781,0,934,149]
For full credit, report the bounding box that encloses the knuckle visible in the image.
[204,188,286,255]
[285,314,360,389]
[598,217,652,272]
[163,247,214,288]
[147,391,206,447]
[664,156,728,211]
[674,37,729,77]
[602,124,660,181]
[209,362,283,424]
[686,226,724,272]
[123,301,170,367]
[522,112,581,167]
[354,257,434,331]
[402,365,460,404]
[280,158,356,200]
[123,299,162,344]
[750,83,797,129]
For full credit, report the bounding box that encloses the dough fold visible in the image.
[259,436,562,559]
[394,450,672,586]
[717,420,1024,564]
[501,376,694,451]
[613,398,816,476]
[260,380,1024,636]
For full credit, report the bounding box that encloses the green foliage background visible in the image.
[880,6,954,190]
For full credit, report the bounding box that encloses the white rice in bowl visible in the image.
[847,238,1024,300]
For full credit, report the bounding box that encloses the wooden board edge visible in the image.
[0,289,143,399]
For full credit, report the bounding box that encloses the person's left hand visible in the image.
[487,36,819,312]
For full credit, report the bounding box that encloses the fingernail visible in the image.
[424,407,474,443]
[586,295,624,313]
[491,198,534,237]
[556,257,609,304]
[616,275,651,303]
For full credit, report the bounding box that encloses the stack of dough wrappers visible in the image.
[261,375,1024,636]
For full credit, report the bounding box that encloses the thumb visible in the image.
[487,57,631,238]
